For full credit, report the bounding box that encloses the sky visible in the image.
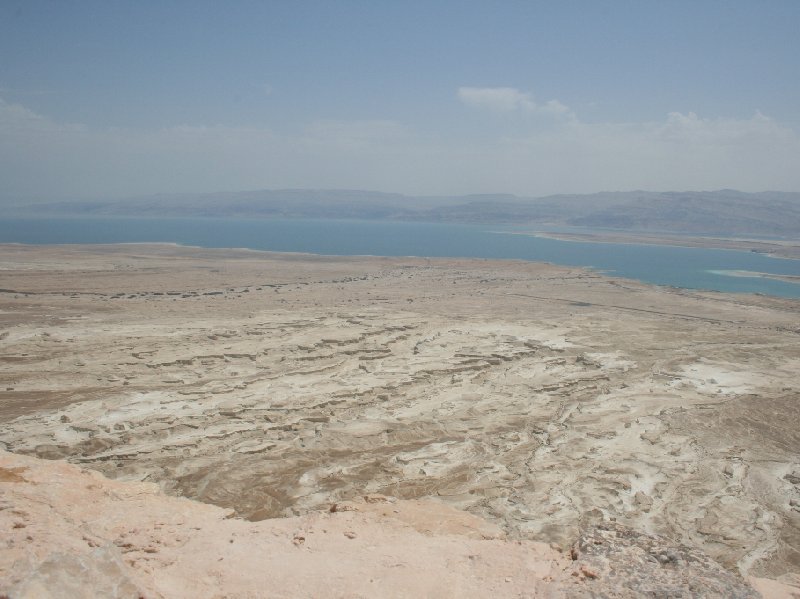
[1,0,800,202]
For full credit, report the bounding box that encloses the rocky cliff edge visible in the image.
[1,450,795,598]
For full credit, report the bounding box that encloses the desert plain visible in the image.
[1,243,799,596]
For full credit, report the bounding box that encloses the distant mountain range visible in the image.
[9,189,800,238]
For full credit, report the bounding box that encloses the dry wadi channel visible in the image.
[1,243,799,589]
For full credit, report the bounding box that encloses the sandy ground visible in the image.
[1,243,799,584]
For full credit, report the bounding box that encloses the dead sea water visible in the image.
[2,216,799,298]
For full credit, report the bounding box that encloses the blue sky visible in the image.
[2,1,799,200]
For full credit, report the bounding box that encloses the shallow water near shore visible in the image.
[2,216,799,298]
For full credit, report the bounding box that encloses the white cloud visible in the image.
[654,110,792,145]
[457,87,536,112]
[0,96,798,200]
[540,99,571,116]
[457,86,575,120]
[490,111,800,193]
[0,97,84,134]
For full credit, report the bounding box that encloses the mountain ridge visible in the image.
[9,188,800,238]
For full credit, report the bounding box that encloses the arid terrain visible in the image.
[1,448,775,598]
[1,243,799,595]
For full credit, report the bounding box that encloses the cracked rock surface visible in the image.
[1,243,799,586]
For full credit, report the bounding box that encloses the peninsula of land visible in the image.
[528,231,800,261]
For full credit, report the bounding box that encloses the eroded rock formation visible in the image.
[1,244,799,592]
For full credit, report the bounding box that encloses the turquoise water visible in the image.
[1,216,799,298]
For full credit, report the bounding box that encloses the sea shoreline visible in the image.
[522,230,800,260]
[3,214,800,298]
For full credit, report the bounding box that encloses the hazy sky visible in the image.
[2,0,800,201]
